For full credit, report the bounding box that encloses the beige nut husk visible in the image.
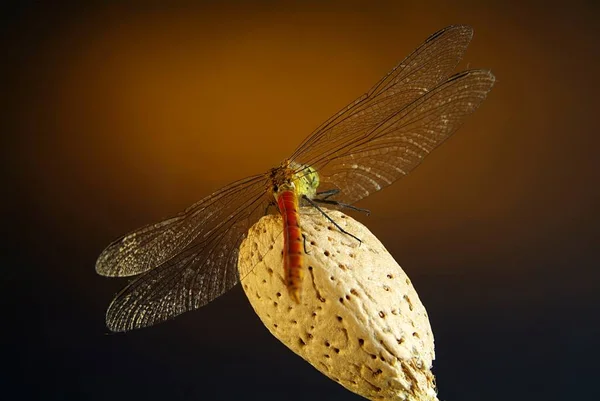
[238,208,437,401]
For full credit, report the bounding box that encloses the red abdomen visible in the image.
[276,190,303,303]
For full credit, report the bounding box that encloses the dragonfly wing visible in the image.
[96,175,266,277]
[304,70,495,205]
[290,25,474,167]
[100,177,271,332]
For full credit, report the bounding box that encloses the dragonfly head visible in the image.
[291,162,320,199]
[268,161,320,200]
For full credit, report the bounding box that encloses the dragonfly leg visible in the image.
[302,233,310,254]
[316,189,340,200]
[302,195,362,245]
[312,198,371,216]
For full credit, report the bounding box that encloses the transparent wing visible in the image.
[290,25,474,167]
[96,175,265,277]
[97,175,271,332]
[297,70,495,205]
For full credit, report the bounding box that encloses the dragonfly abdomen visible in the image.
[276,189,303,303]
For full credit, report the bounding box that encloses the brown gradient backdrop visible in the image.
[5,2,599,401]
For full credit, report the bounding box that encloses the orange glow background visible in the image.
[6,2,599,400]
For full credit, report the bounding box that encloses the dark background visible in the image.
[4,1,599,400]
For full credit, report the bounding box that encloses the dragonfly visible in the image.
[96,25,495,332]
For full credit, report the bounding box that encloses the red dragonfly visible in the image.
[96,25,494,332]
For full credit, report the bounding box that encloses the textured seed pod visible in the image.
[238,209,437,401]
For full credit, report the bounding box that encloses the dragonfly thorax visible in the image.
[269,161,320,201]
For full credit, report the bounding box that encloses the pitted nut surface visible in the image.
[239,209,437,401]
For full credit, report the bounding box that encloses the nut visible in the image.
[239,208,437,401]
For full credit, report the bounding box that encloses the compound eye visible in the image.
[273,185,279,193]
